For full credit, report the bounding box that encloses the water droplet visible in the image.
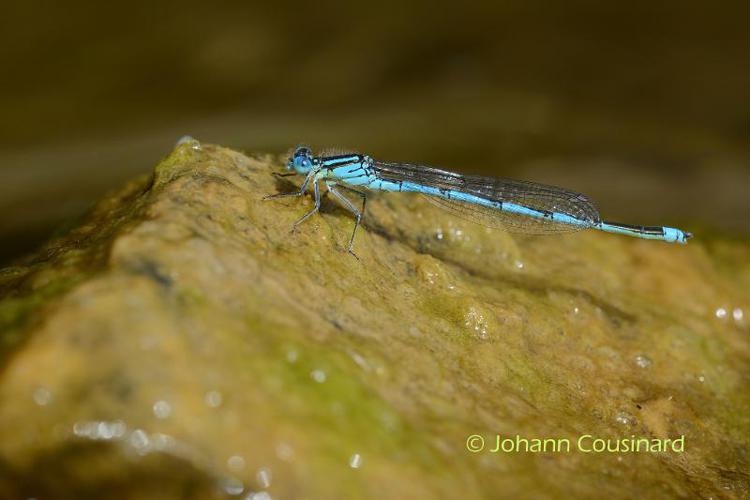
[615,412,634,426]
[310,369,327,383]
[464,307,489,340]
[514,260,524,270]
[246,492,272,500]
[112,421,127,438]
[205,390,223,408]
[256,467,272,488]
[733,307,744,323]
[175,135,202,150]
[153,400,172,419]
[95,422,109,439]
[227,455,246,472]
[572,307,580,315]
[129,429,150,453]
[435,228,444,241]
[33,387,52,406]
[349,453,363,469]
[73,421,89,437]
[634,355,652,369]
[421,270,437,285]
[715,307,727,319]
[350,352,371,372]
[175,135,194,146]
[73,420,127,440]
[98,420,126,439]
[698,375,705,383]
[220,477,244,496]
[151,433,174,451]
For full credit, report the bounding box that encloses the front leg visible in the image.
[292,175,322,230]
[263,170,313,200]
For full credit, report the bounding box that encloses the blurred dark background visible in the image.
[2,1,750,264]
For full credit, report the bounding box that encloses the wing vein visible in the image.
[371,160,600,235]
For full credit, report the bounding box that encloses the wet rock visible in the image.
[0,140,748,499]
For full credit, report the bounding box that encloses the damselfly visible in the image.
[265,146,692,256]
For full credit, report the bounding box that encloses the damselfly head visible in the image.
[288,145,314,174]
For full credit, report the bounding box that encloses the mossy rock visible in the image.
[0,140,748,499]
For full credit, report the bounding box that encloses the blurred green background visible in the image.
[2,1,749,264]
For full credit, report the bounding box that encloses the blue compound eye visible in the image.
[294,145,311,159]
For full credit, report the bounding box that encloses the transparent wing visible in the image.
[319,147,358,157]
[422,196,585,234]
[372,161,600,235]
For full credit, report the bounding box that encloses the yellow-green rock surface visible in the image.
[1,141,748,499]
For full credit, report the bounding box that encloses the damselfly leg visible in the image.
[291,177,321,231]
[325,181,367,257]
[263,170,314,200]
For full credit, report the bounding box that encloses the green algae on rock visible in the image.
[0,139,749,499]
